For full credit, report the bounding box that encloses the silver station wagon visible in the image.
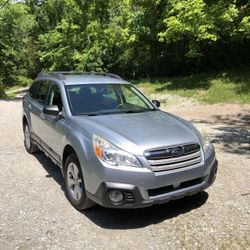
[22,72,218,210]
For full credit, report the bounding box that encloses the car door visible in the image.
[40,82,66,163]
[30,80,50,143]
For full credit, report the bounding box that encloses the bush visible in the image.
[17,76,32,87]
[0,80,6,98]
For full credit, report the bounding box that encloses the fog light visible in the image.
[108,190,124,203]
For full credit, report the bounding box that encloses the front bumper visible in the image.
[87,156,218,209]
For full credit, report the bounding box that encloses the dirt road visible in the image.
[0,99,249,250]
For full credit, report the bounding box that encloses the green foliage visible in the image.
[36,0,133,73]
[0,1,36,87]
[158,0,217,43]
[158,0,250,65]
[16,76,32,87]
[0,0,249,93]
[239,16,250,38]
[0,79,5,98]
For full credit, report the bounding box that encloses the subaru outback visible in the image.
[22,72,218,210]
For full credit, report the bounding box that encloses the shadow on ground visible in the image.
[33,151,208,229]
[191,112,250,157]
[154,73,212,92]
[82,192,208,229]
[34,152,65,192]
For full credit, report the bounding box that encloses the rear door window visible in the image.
[28,81,39,98]
[36,81,49,105]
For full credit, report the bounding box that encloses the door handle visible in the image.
[28,104,32,110]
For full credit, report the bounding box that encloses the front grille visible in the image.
[144,143,202,172]
[148,177,204,197]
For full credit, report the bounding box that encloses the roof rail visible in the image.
[106,73,122,80]
[37,72,66,80]
[37,71,123,80]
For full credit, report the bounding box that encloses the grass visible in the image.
[5,85,24,93]
[2,68,250,103]
[134,68,250,104]
[3,84,31,99]
[5,92,18,99]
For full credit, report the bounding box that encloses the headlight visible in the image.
[201,132,212,154]
[93,134,142,168]
[195,124,212,154]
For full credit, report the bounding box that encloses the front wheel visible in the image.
[23,122,39,154]
[64,153,95,210]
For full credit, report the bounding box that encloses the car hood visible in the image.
[74,111,201,156]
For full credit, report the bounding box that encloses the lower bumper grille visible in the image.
[148,177,204,197]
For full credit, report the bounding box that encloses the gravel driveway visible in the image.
[0,99,249,250]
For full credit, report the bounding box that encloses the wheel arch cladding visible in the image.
[22,115,28,129]
[62,145,78,169]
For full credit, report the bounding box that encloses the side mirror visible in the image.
[152,99,160,108]
[43,105,60,116]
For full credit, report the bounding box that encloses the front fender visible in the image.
[61,129,94,180]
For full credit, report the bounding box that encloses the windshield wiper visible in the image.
[84,109,155,116]
[86,111,122,116]
[123,109,155,114]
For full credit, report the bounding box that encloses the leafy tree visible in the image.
[0,0,249,96]
[0,1,35,87]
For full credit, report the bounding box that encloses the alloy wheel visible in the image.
[66,163,83,201]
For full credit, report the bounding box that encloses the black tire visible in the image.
[23,122,39,154]
[64,153,95,210]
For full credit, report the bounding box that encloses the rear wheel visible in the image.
[64,153,95,210]
[23,122,38,154]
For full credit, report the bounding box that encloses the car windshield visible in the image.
[66,84,155,115]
